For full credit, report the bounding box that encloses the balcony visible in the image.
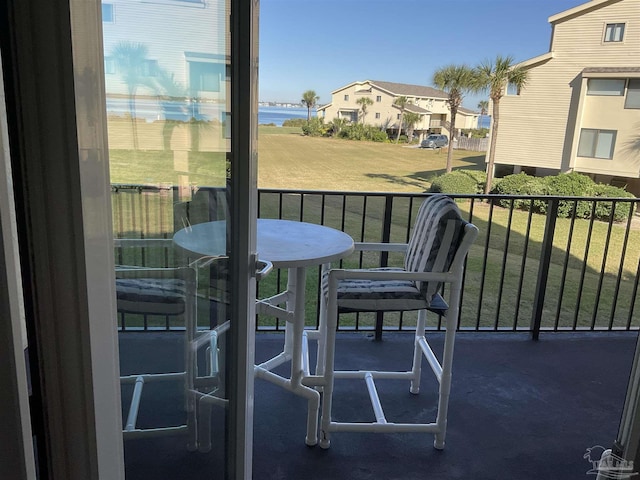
[114,186,640,478]
[121,330,636,479]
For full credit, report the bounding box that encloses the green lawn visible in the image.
[258,129,484,192]
[110,126,484,191]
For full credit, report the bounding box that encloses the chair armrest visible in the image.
[353,242,407,253]
[329,268,456,284]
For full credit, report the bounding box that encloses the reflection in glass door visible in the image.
[104,0,256,477]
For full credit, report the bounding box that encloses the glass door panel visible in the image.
[102,0,255,477]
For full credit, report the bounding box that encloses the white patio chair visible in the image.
[115,238,228,452]
[318,194,478,449]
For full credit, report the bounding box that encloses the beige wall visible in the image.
[573,87,640,176]
[494,0,640,177]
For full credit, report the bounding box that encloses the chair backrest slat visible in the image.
[404,195,468,300]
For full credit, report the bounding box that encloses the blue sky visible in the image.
[259,0,587,109]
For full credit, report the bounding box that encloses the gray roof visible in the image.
[404,104,430,114]
[369,80,449,100]
[459,106,477,115]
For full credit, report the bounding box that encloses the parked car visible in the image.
[420,134,448,149]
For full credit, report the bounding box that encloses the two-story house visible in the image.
[317,80,479,141]
[492,0,640,195]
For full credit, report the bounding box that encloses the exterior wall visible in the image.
[494,0,640,178]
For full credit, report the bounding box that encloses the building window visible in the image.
[376,96,381,102]
[625,79,640,109]
[506,82,521,96]
[375,112,380,119]
[102,3,114,23]
[104,57,116,74]
[189,61,224,92]
[141,60,159,77]
[344,94,349,101]
[397,114,400,119]
[587,78,625,96]
[604,23,625,42]
[577,129,617,159]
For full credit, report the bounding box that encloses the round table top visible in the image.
[173,219,354,269]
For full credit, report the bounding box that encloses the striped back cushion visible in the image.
[405,195,467,301]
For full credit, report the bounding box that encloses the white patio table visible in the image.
[173,219,354,445]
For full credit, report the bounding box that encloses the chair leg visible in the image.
[434,284,461,450]
[197,396,213,452]
[319,275,339,449]
[315,264,329,378]
[186,392,198,451]
[410,309,427,394]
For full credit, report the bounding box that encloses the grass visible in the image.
[110,127,640,332]
[258,131,484,192]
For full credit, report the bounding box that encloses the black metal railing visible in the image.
[112,184,640,338]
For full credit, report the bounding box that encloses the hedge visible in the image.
[492,172,635,221]
[428,170,486,195]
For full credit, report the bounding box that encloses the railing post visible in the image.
[531,198,558,340]
[374,195,394,341]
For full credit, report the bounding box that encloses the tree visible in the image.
[477,100,489,115]
[402,112,421,143]
[393,96,410,143]
[111,41,156,150]
[356,96,374,123]
[330,117,348,137]
[475,55,528,193]
[301,90,319,121]
[432,64,477,173]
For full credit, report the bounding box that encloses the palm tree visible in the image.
[477,99,489,115]
[356,97,374,123]
[111,41,155,150]
[433,64,478,173]
[393,96,410,143]
[402,112,421,143]
[475,55,528,193]
[330,117,348,137]
[301,90,319,121]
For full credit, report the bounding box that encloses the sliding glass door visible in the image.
[0,0,258,477]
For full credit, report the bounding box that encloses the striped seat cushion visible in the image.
[116,278,187,316]
[324,267,450,315]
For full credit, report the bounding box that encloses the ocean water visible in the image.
[258,106,313,126]
[259,106,492,129]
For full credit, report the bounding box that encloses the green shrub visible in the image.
[491,173,546,210]
[543,172,594,218]
[457,169,487,193]
[337,123,388,142]
[461,128,489,138]
[428,171,479,195]
[282,118,308,127]
[590,184,635,221]
[301,117,329,137]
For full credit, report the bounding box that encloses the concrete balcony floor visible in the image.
[120,330,637,480]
